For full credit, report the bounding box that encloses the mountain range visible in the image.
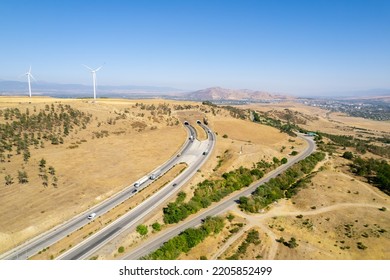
[184,87,291,101]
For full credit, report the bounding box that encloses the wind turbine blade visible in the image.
[30,74,37,81]
[29,65,31,73]
[82,64,93,71]
[94,66,102,72]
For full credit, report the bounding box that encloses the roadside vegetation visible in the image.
[142,216,225,260]
[163,157,286,224]
[239,152,325,213]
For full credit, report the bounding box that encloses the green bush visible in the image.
[136,224,148,236]
[152,222,162,231]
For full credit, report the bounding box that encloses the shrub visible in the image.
[152,222,161,231]
[342,151,354,160]
[136,224,148,236]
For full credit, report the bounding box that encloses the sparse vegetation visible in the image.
[226,229,261,259]
[0,105,92,164]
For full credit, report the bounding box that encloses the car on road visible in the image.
[172,183,177,187]
[87,213,96,220]
[134,182,140,188]
[132,189,137,193]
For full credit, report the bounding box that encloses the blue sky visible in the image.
[1,0,389,95]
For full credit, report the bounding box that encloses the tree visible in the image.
[5,175,13,186]
[18,170,28,184]
[152,222,161,232]
[39,158,46,168]
[48,166,56,175]
[52,176,58,187]
[342,151,354,160]
[281,158,288,164]
[136,224,148,236]
[23,150,30,162]
[42,174,48,187]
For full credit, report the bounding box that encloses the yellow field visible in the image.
[0,97,188,254]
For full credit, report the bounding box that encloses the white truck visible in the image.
[134,176,149,188]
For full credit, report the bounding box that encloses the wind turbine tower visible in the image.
[24,66,35,98]
[83,65,102,101]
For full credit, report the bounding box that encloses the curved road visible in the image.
[123,134,316,260]
[1,124,200,260]
[57,123,215,259]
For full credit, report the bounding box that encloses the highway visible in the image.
[56,123,215,259]
[0,123,205,260]
[123,133,316,260]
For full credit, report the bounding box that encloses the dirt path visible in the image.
[226,201,385,259]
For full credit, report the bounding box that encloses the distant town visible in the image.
[300,98,390,121]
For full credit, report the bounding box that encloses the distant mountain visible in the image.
[0,80,184,98]
[185,87,291,101]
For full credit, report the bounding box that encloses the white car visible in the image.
[87,213,96,220]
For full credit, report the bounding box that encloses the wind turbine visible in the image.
[24,66,36,98]
[83,64,102,101]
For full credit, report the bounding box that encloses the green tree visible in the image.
[18,170,28,184]
[342,151,354,160]
[39,158,46,168]
[5,175,13,186]
[48,166,56,175]
[152,222,161,232]
[281,158,288,164]
[136,224,148,236]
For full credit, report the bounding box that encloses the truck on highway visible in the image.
[203,149,209,155]
[134,176,149,188]
[189,135,194,141]
[149,171,162,180]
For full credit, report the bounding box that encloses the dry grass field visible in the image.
[0,97,190,254]
[242,102,390,138]
[175,155,389,260]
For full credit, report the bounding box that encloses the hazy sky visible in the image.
[1,0,389,95]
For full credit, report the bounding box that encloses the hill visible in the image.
[185,87,291,101]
